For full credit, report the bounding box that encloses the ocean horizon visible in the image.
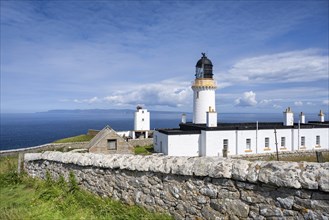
[0,111,323,151]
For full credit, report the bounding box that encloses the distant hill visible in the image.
[38,109,191,115]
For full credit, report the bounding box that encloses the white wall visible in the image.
[167,134,200,156]
[193,88,216,124]
[153,131,169,155]
[297,128,329,150]
[156,127,328,157]
[116,131,132,137]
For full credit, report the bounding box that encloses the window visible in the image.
[142,111,144,113]
[301,136,305,147]
[142,118,144,121]
[246,139,251,150]
[107,139,117,150]
[281,137,286,148]
[223,139,228,149]
[155,135,157,144]
[316,136,320,146]
[265,137,269,148]
[196,91,199,99]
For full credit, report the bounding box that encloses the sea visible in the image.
[0,111,320,151]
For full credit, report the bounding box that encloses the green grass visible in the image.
[134,145,154,155]
[0,155,172,220]
[53,134,94,143]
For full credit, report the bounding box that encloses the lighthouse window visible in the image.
[246,139,251,150]
[265,137,269,148]
[196,91,199,99]
[301,136,305,147]
[316,136,320,145]
[142,118,144,121]
[281,137,286,147]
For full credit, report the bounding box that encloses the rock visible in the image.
[217,189,240,200]
[259,205,283,217]
[249,211,265,220]
[208,159,233,179]
[197,196,208,204]
[258,161,301,189]
[200,186,218,199]
[246,161,263,183]
[299,163,320,190]
[232,159,251,181]
[224,199,249,218]
[186,206,198,215]
[210,199,226,214]
[201,206,222,220]
[318,165,329,192]
[277,196,294,209]
[312,192,329,200]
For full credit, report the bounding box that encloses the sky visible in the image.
[1,0,328,114]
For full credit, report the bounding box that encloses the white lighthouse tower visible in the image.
[192,53,217,124]
[132,106,150,139]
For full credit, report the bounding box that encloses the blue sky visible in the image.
[1,1,328,114]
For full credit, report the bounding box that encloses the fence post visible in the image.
[17,153,23,174]
[223,146,228,158]
[316,151,324,163]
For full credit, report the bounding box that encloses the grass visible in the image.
[53,134,94,143]
[0,155,172,220]
[264,152,329,162]
[134,145,154,155]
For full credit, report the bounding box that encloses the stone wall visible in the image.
[24,152,329,219]
[0,142,89,157]
[128,138,153,147]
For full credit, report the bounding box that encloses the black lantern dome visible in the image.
[195,53,213,79]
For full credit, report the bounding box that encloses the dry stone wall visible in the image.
[0,142,88,156]
[128,138,153,147]
[24,152,329,219]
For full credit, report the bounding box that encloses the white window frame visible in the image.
[246,139,251,150]
[301,136,305,147]
[281,137,286,148]
[223,139,228,149]
[316,136,320,146]
[265,137,269,148]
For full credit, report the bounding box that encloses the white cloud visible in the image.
[323,100,329,106]
[73,80,192,108]
[73,96,101,104]
[273,104,282,109]
[235,91,258,107]
[220,49,328,86]
[294,101,303,106]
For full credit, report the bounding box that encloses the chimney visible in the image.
[283,107,294,126]
[299,112,305,124]
[318,110,325,122]
[206,106,217,127]
[181,113,186,124]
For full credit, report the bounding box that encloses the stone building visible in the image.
[88,125,133,154]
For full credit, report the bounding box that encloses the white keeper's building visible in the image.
[153,53,329,157]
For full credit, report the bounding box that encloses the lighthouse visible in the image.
[192,53,217,124]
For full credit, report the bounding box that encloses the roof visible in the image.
[196,53,213,67]
[156,121,329,135]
